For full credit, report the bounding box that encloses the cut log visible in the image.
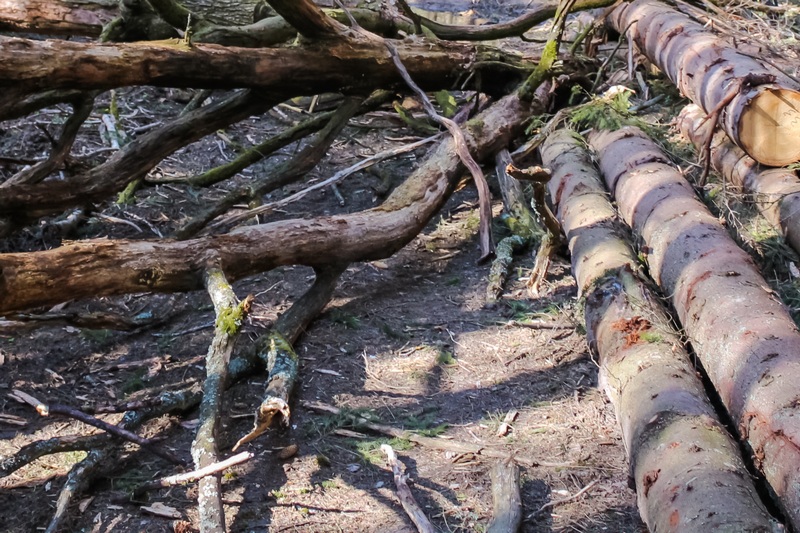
[590,125,800,529]
[486,459,522,533]
[0,89,550,314]
[678,103,800,255]
[542,129,777,531]
[608,0,800,166]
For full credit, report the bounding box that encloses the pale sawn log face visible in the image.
[678,104,800,254]
[591,126,800,528]
[542,129,774,531]
[609,0,800,166]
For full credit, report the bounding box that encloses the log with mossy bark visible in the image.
[542,128,778,531]
[0,88,551,315]
[608,0,800,166]
[590,125,800,529]
[677,104,800,255]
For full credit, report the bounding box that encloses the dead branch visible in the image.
[45,449,105,533]
[0,90,279,221]
[1,434,107,478]
[234,264,347,450]
[0,35,524,97]
[486,459,522,533]
[0,91,545,315]
[133,451,253,497]
[177,95,364,238]
[193,268,249,533]
[381,444,436,533]
[219,133,440,229]
[301,400,573,468]
[386,41,495,261]
[10,390,186,466]
[2,93,97,186]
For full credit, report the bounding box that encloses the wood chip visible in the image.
[277,444,299,460]
[495,410,519,437]
[141,502,182,519]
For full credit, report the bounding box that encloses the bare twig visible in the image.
[381,444,436,533]
[133,451,253,497]
[530,479,598,517]
[385,41,495,261]
[10,390,186,466]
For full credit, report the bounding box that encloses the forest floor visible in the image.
[0,80,649,532]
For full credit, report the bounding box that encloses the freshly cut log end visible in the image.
[736,87,800,167]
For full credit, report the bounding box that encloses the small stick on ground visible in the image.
[9,390,186,466]
[381,444,436,533]
[45,449,105,533]
[302,400,573,468]
[133,451,253,497]
[530,479,597,517]
[386,41,495,261]
[193,267,251,533]
[487,459,522,533]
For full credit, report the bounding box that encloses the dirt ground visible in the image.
[0,82,647,532]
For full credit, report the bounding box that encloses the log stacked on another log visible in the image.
[542,129,778,531]
[678,103,800,254]
[591,126,800,530]
[609,0,800,166]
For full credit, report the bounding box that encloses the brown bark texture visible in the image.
[0,35,521,97]
[677,104,800,254]
[0,0,116,36]
[590,126,800,529]
[608,0,800,166]
[0,91,545,314]
[542,129,776,532]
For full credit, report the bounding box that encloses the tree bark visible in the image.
[678,103,800,255]
[590,125,800,529]
[543,128,778,531]
[0,90,548,314]
[0,0,116,36]
[0,34,525,96]
[608,0,800,166]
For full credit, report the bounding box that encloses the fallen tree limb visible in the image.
[544,128,776,530]
[381,443,436,533]
[590,126,800,529]
[486,459,522,533]
[193,268,249,533]
[0,89,280,220]
[177,95,364,238]
[10,390,186,466]
[0,35,526,97]
[677,103,800,255]
[608,0,800,166]
[234,264,347,450]
[0,90,547,314]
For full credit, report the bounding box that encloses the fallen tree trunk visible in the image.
[677,104,800,255]
[0,0,116,36]
[590,126,800,529]
[542,128,777,531]
[608,0,800,166]
[0,34,526,96]
[0,89,548,314]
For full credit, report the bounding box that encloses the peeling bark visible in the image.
[608,0,800,166]
[590,126,800,529]
[678,103,800,255]
[543,128,777,531]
